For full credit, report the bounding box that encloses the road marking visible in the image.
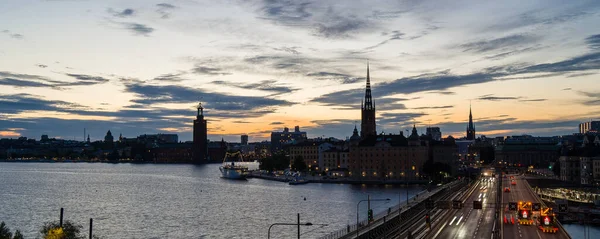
[449,216,457,225]
[456,216,464,225]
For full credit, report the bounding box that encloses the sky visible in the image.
[1,0,599,143]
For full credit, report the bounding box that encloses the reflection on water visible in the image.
[0,163,423,238]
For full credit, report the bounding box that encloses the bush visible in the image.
[40,220,84,239]
[0,222,23,239]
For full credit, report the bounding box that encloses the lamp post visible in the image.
[356,196,390,237]
[268,213,326,239]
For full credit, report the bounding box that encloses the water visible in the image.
[0,162,423,239]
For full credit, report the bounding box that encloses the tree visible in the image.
[259,153,289,171]
[0,222,12,239]
[40,220,84,239]
[291,155,307,172]
[12,231,22,239]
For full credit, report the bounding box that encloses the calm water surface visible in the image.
[1,162,424,238]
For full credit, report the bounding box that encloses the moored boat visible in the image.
[219,152,249,180]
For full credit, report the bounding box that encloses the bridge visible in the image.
[319,171,573,239]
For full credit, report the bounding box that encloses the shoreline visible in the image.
[247,173,430,185]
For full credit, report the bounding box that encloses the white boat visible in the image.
[219,152,249,180]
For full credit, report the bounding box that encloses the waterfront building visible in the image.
[322,148,349,173]
[193,102,208,163]
[559,134,600,185]
[288,141,333,171]
[207,138,228,163]
[361,63,376,139]
[426,127,442,141]
[270,126,307,153]
[430,136,459,175]
[150,143,193,163]
[495,135,560,168]
[348,131,428,180]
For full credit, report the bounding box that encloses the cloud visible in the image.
[272,46,301,55]
[427,91,455,95]
[152,73,186,82]
[124,83,294,117]
[585,34,600,50]
[477,95,522,101]
[378,112,428,126]
[156,3,176,19]
[121,23,154,36]
[0,78,56,88]
[1,30,24,39]
[519,99,547,102]
[192,65,231,75]
[461,34,538,53]
[109,8,135,17]
[36,64,48,68]
[314,15,369,39]
[578,91,600,105]
[306,71,363,84]
[562,88,572,91]
[412,105,454,110]
[63,73,110,86]
[257,1,373,39]
[365,30,404,50]
[211,80,297,95]
[270,122,284,125]
[312,50,600,100]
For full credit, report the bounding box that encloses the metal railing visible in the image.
[317,180,462,239]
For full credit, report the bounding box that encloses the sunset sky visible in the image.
[1,0,599,142]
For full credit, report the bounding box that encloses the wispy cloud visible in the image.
[211,80,297,95]
[121,23,154,36]
[108,8,135,18]
[306,71,363,84]
[461,34,538,53]
[412,105,454,110]
[585,34,600,50]
[192,65,231,75]
[156,3,176,19]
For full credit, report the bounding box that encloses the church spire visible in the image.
[466,103,476,140]
[363,62,373,110]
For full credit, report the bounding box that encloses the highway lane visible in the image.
[429,177,497,239]
[501,174,569,239]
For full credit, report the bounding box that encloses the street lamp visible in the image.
[268,223,312,239]
[268,213,326,239]
[356,196,391,237]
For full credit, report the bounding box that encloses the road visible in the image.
[427,177,497,239]
[501,174,570,239]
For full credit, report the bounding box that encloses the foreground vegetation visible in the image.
[0,221,103,239]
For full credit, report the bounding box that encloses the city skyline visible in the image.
[1,0,600,142]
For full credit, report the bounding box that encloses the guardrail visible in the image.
[318,180,463,239]
[523,179,572,239]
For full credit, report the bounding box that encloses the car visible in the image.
[511,181,516,185]
[504,187,510,192]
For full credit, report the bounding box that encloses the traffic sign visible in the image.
[509,202,517,211]
[558,204,568,212]
[452,200,463,209]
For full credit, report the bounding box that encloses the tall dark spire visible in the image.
[363,62,373,110]
[360,62,376,138]
[466,104,476,140]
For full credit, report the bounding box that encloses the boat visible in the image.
[219,152,249,180]
[289,177,310,185]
